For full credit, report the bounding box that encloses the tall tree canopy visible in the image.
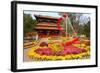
[24,13,38,33]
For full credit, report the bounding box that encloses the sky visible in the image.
[79,14,90,25]
[24,10,90,24]
[24,10,61,19]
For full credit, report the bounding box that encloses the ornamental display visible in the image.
[23,12,90,61]
[27,37,90,61]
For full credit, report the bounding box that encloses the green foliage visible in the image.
[77,21,90,38]
[82,21,90,38]
[77,25,84,35]
[24,13,38,33]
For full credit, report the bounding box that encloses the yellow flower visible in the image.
[46,56,53,60]
[71,54,78,59]
[55,56,60,60]
[87,51,90,56]
[73,44,81,48]
[61,56,66,60]
[85,46,90,51]
[65,55,72,60]
[81,44,86,47]
[51,56,57,60]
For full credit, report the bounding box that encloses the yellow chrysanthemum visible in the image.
[65,55,72,60]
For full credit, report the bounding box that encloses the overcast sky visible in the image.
[24,10,61,19]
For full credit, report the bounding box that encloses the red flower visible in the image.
[60,46,87,55]
[65,37,79,46]
[35,48,53,55]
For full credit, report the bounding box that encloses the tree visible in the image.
[82,21,90,38]
[24,13,38,33]
[68,13,83,33]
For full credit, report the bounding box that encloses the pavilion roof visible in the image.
[34,15,60,20]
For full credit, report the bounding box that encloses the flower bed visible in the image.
[27,37,90,61]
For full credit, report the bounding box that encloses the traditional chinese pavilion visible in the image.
[34,15,64,37]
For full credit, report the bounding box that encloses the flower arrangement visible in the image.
[27,37,90,61]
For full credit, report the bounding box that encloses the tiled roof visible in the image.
[34,15,60,20]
